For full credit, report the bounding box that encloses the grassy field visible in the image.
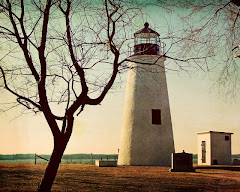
[0,154,118,165]
[0,154,197,164]
[0,163,240,192]
[0,159,97,164]
[5,153,239,164]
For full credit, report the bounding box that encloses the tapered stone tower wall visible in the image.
[118,55,174,166]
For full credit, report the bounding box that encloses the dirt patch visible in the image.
[0,164,240,191]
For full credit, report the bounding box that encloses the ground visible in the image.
[0,164,240,191]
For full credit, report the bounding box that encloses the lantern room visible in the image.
[134,22,164,55]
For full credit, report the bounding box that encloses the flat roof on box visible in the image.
[197,131,233,135]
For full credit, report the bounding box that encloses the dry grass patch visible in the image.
[0,164,240,191]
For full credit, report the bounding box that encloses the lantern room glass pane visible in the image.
[135,36,159,45]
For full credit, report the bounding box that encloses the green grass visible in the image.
[0,154,118,164]
[0,153,239,165]
[0,158,118,164]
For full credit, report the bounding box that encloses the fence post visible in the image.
[91,153,93,165]
[35,153,36,165]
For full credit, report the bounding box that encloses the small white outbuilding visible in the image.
[197,131,233,165]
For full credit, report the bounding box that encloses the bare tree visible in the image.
[0,0,143,191]
[156,0,240,97]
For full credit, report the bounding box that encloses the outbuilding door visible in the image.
[201,141,206,163]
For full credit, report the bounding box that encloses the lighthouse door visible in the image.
[201,141,206,163]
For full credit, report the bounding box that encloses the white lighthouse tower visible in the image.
[118,23,174,166]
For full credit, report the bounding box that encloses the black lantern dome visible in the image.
[134,22,160,55]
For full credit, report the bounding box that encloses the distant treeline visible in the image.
[232,154,240,159]
[188,154,240,160]
[0,153,239,161]
[0,153,118,160]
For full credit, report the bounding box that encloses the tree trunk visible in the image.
[37,139,68,192]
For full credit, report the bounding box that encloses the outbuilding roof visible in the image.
[197,131,233,135]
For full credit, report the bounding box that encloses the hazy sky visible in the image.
[1,69,240,155]
[0,1,240,155]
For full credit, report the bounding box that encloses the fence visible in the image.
[34,153,118,165]
[35,154,49,164]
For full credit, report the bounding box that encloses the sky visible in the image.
[1,69,240,155]
[0,1,240,155]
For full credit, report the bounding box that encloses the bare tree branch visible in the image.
[0,66,41,110]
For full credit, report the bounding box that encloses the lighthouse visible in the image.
[118,23,174,166]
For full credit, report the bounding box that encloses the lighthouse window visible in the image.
[152,109,161,124]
